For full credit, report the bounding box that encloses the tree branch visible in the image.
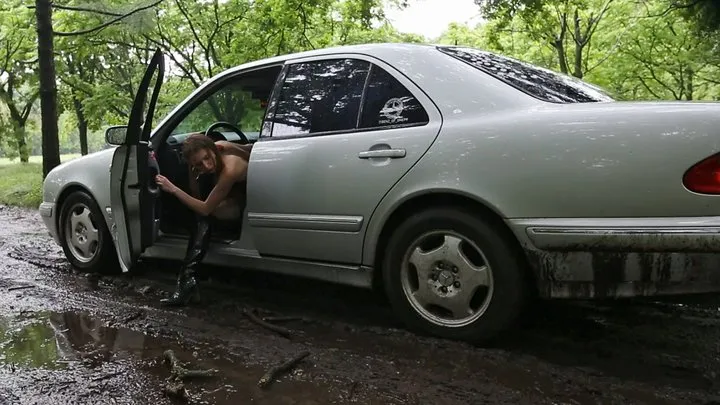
[53,0,163,37]
[20,91,39,121]
[297,4,316,50]
[27,3,123,17]
[636,75,663,99]
[583,0,614,46]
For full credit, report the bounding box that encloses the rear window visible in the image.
[437,46,614,103]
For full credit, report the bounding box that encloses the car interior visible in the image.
[153,65,284,243]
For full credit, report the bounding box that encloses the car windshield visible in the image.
[437,46,614,103]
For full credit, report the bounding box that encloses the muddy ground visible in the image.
[0,205,719,405]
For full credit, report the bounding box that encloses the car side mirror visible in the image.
[105,126,128,146]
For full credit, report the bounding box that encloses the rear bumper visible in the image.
[39,202,60,244]
[509,217,720,299]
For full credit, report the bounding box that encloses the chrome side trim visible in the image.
[247,213,364,232]
[526,226,720,252]
[39,202,54,218]
[531,227,720,235]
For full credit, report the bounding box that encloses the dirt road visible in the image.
[0,205,719,405]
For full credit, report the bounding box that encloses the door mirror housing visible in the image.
[105,126,128,146]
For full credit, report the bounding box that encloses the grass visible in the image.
[0,154,80,208]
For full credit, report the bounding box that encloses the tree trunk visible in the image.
[35,0,61,178]
[553,40,569,74]
[72,94,89,155]
[572,9,584,79]
[12,124,29,163]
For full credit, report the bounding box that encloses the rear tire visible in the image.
[382,207,527,343]
[58,191,119,274]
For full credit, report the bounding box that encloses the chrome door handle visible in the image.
[358,149,406,159]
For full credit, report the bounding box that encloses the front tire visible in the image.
[382,207,527,343]
[59,191,118,273]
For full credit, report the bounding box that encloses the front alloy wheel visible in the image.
[59,191,118,273]
[64,203,101,264]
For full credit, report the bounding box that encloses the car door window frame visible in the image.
[259,53,437,142]
[149,62,286,150]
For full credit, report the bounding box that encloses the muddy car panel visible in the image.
[39,43,720,341]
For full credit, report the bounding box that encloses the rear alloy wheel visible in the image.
[383,207,527,343]
[59,191,118,273]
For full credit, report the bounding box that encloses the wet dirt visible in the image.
[1,205,720,404]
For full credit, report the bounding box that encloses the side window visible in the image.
[170,66,282,141]
[360,65,429,128]
[271,59,370,137]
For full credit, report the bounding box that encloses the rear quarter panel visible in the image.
[412,101,720,220]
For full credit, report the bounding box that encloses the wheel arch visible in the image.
[369,191,536,295]
[55,184,107,235]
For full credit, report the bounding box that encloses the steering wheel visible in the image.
[204,121,249,145]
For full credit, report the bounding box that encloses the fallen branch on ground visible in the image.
[7,285,34,291]
[258,350,310,389]
[243,308,292,338]
[91,371,123,382]
[163,350,218,381]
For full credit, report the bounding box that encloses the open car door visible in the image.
[108,49,165,272]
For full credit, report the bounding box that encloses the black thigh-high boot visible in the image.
[161,216,212,306]
[161,173,215,306]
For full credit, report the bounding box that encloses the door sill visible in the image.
[158,231,237,245]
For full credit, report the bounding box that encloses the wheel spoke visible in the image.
[87,227,99,246]
[445,290,475,319]
[463,265,490,290]
[77,207,92,227]
[77,239,93,258]
[70,211,82,233]
[444,236,486,282]
[412,280,440,309]
[408,245,440,282]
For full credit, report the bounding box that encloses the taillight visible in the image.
[683,153,720,194]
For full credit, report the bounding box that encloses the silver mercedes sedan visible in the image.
[38,43,720,343]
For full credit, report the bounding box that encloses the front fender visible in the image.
[43,148,116,230]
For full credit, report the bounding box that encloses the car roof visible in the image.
[207,43,452,87]
[228,42,440,71]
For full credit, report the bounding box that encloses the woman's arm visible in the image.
[171,174,235,216]
[156,160,242,216]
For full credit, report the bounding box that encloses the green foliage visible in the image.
[0,154,79,207]
[0,1,40,162]
[442,0,720,101]
[0,162,43,207]
[0,316,62,369]
[670,0,720,33]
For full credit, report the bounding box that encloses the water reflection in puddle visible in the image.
[0,310,370,404]
[0,310,156,370]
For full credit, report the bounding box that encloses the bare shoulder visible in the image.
[220,154,248,179]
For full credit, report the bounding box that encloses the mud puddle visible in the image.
[0,310,376,405]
